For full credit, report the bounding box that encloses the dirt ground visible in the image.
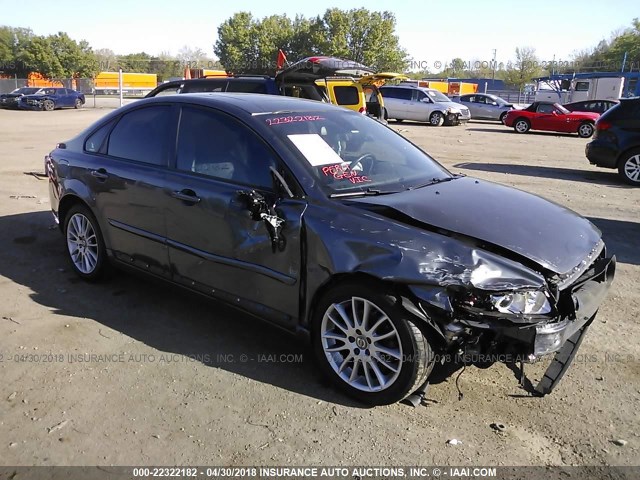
[0,105,639,469]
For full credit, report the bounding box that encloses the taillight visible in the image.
[596,120,612,130]
[358,106,367,114]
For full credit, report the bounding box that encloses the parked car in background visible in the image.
[451,93,515,123]
[146,76,284,97]
[586,97,640,186]
[0,87,43,109]
[18,88,85,111]
[563,100,619,114]
[503,102,599,137]
[380,85,471,125]
[45,93,614,405]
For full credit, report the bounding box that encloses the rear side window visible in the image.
[107,106,173,166]
[84,119,116,153]
[382,88,412,101]
[333,86,360,105]
[227,80,267,93]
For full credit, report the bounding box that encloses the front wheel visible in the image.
[577,122,594,138]
[618,149,640,186]
[43,99,55,111]
[429,111,444,126]
[499,112,508,124]
[64,205,108,281]
[312,282,434,405]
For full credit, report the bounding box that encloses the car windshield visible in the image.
[262,110,452,195]
[425,89,451,103]
[11,88,40,95]
[488,94,509,105]
[554,103,570,114]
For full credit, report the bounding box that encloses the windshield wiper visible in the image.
[408,176,458,190]
[329,188,399,198]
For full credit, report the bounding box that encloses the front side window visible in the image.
[107,106,173,166]
[175,106,276,189]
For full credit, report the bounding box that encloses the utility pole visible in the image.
[492,49,497,81]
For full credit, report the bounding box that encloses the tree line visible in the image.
[1,13,638,89]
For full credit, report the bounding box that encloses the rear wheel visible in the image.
[74,98,83,109]
[43,99,55,111]
[577,122,594,138]
[312,282,434,405]
[514,118,530,133]
[618,149,640,186]
[63,205,108,281]
[429,111,444,126]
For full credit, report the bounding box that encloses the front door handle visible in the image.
[90,168,108,180]
[171,189,201,204]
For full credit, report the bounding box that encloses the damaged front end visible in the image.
[406,240,616,395]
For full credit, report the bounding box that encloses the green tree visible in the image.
[214,8,408,74]
[95,48,117,71]
[48,32,98,78]
[117,52,153,72]
[503,47,543,90]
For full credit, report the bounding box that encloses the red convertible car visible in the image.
[504,102,599,138]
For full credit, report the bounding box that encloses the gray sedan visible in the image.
[452,93,515,123]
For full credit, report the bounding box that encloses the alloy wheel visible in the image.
[66,213,99,274]
[320,297,403,392]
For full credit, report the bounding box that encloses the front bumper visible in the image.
[534,255,615,357]
[17,100,44,111]
[446,112,470,125]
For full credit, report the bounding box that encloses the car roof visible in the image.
[143,92,340,115]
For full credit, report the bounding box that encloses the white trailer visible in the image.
[535,76,624,103]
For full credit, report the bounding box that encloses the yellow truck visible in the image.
[401,79,478,96]
[94,72,157,96]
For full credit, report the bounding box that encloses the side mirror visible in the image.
[552,111,559,116]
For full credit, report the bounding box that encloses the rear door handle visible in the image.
[171,189,201,204]
[90,168,108,180]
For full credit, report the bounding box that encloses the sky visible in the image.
[3,0,638,70]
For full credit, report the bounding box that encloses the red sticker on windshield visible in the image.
[266,115,324,126]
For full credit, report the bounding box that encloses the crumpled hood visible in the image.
[350,177,602,275]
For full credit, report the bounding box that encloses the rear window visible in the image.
[226,80,267,93]
[333,86,360,105]
[604,99,640,120]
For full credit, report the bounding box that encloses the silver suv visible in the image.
[380,85,471,126]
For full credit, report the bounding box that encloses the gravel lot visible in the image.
[0,106,638,468]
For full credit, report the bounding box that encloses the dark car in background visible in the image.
[586,97,640,185]
[146,75,325,102]
[0,87,44,109]
[564,100,619,114]
[45,93,614,405]
[18,87,85,111]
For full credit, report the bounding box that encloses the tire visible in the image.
[74,98,83,109]
[43,99,55,111]
[618,148,640,186]
[513,118,530,133]
[312,282,434,405]
[429,111,444,126]
[499,112,508,124]
[577,122,594,138]
[63,205,108,281]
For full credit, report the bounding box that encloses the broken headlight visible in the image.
[490,291,551,315]
[459,289,553,318]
